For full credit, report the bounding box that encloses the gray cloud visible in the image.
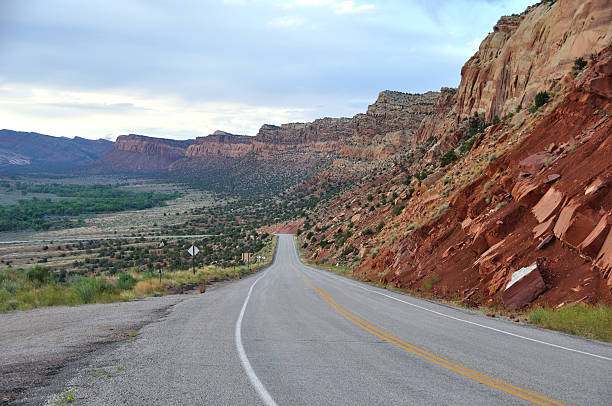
[0,0,535,139]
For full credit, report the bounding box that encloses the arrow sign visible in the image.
[188,245,199,256]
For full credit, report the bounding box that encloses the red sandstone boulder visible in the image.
[471,230,490,255]
[512,180,548,208]
[595,228,612,282]
[532,187,564,223]
[579,213,612,259]
[533,216,556,239]
[518,152,552,174]
[502,263,546,310]
[584,176,607,196]
[553,201,598,248]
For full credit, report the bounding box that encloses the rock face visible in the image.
[455,0,612,121]
[502,263,546,310]
[415,88,457,146]
[355,91,437,139]
[90,134,192,172]
[186,131,254,159]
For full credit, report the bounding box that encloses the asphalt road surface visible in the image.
[34,235,612,404]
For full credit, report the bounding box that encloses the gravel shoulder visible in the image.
[0,295,191,405]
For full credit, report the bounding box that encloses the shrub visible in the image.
[436,202,449,215]
[376,221,385,233]
[1,279,18,294]
[421,273,441,291]
[362,227,373,236]
[117,273,137,290]
[74,278,112,304]
[341,246,354,257]
[439,150,458,167]
[392,205,404,217]
[38,285,78,307]
[534,91,550,108]
[495,201,508,210]
[544,156,555,167]
[572,57,587,71]
[26,266,56,286]
[459,136,477,154]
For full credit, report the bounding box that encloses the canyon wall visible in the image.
[296,2,612,310]
[180,90,442,164]
[89,134,192,172]
[455,0,612,122]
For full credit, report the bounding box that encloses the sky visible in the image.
[0,0,535,141]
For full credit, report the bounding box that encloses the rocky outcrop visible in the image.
[415,88,457,145]
[455,0,612,122]
[90,134,192,172]
[256,118,354,145]
[186,131,254,159]
[354,91,437,139]
[182,90,441,163]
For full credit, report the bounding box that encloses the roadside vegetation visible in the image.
[528,304,612,342]
[0,236,276,313]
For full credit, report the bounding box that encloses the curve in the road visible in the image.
[295,267,565,406]
[314,269,612,362]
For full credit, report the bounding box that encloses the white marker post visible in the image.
[188,245,199,275]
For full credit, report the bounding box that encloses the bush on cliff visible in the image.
[572,57,587,71]
[534,91,550,108]
[439,149,458,167]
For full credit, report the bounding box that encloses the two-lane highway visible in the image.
[52,234,611,405]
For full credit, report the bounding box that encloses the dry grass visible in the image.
[134,278,171,296]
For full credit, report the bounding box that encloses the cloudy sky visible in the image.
[0,0,534,140]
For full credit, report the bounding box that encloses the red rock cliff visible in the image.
[455,0,612,122]
[92,134,192,171]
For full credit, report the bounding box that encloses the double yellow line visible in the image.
[296,268,565,406]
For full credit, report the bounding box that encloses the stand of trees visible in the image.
[0,183,179,231]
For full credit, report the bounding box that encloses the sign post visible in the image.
[188,245,200,275]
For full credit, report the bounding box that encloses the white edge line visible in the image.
[300,259,612,362]
[235,272,278,406]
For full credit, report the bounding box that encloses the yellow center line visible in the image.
[295,267,565,406]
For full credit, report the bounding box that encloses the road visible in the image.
[22,234,612,405]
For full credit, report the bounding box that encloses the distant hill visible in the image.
[0,129,114,169]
